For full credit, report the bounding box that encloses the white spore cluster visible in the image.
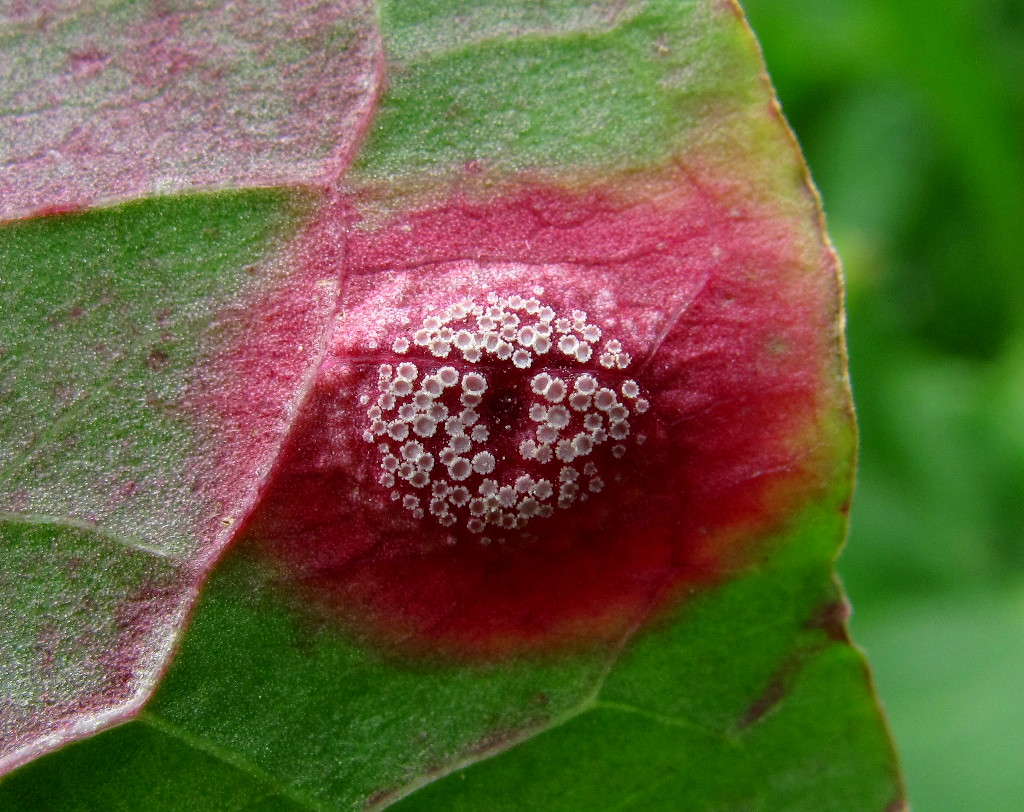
[361,290,648,543]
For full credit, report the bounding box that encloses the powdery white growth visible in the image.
[362,292,650,542]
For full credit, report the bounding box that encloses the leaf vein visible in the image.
[0,510,176,560]
[139,712,327,812]
[592,699,729,740]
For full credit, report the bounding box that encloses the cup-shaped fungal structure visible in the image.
[363,290,649,546]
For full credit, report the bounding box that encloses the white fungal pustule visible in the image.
[448,457,472,481]
[470,424,489,443]
[361,291,650,543]
[544,378,567,403]
[569,392,592,412]
[462,371,487,395]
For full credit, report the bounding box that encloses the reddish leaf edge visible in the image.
[0,0,387,757]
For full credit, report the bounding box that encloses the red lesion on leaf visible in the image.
[24,202,90,219]
[242,168,843,661]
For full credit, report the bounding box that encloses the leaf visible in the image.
[0,0,904,807]
[1,0,380,769]
[0,190,342,770]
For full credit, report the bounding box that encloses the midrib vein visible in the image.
[139,712,328,812]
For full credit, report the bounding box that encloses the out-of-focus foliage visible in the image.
[744,1,1024,809]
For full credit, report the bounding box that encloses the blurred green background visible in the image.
[742,1,1024,809]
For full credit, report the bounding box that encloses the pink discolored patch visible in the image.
[0,0,382,222]
[183,195,344,574]
[245,172,843,660]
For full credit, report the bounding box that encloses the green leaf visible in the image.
[0,0,903,807]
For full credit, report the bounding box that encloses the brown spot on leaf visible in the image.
[146,348,170,371]
[735,642,825,732]
[736,665,794,732]
[804,600,851,643]
[365,789,392,808]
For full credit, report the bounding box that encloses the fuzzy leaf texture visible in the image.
[0,1,904,809]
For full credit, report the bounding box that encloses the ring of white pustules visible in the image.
[362,292,649,543]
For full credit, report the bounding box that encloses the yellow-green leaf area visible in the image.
[352,0,762,184]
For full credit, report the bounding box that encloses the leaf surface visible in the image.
[0,189,340,770]
[0,0,381,221]
[0,0,904,807]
